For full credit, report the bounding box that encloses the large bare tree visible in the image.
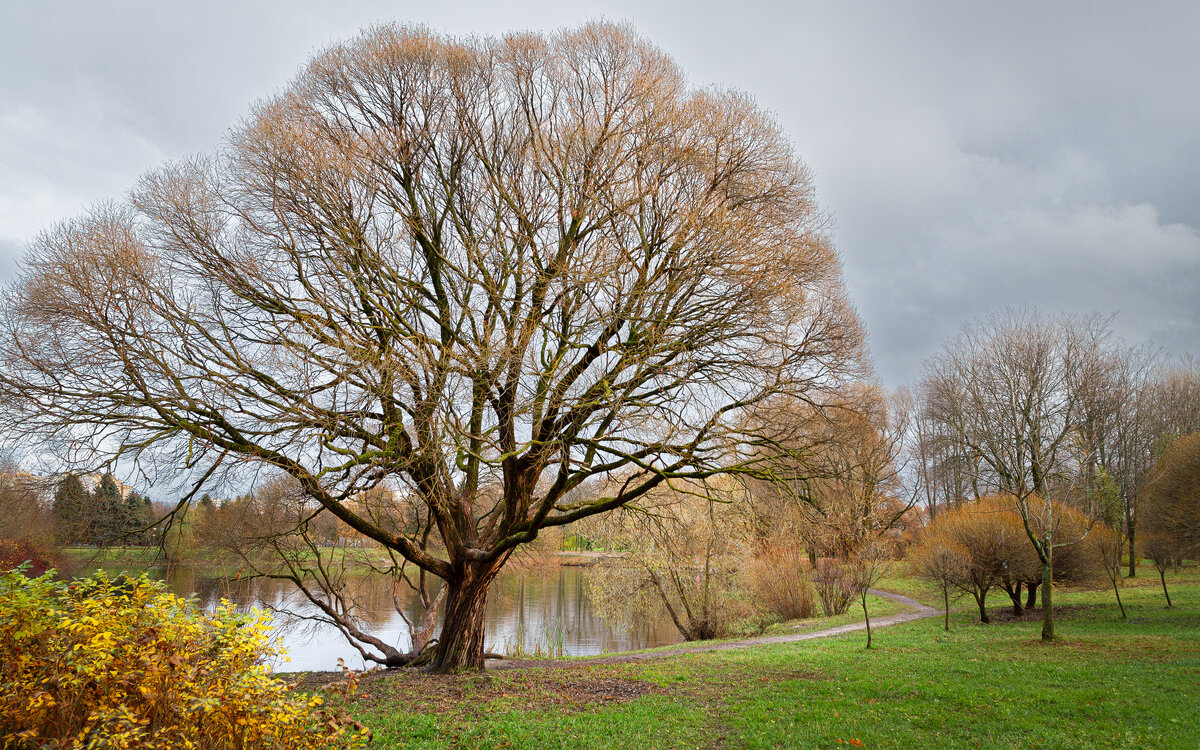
[0,23,863,671]
[919,309,1110,640]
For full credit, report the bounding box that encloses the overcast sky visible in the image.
[2,0,1197,388]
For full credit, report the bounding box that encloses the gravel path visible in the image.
[488,589,941,670]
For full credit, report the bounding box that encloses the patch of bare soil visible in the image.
[1019,634,1200,662]
[287,670,355,692]
[291,658,823,722]
[985,604,1091,623]
[323,666,664,715]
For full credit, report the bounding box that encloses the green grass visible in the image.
[340,566,1200,749]
[874,571,944,607]
[757,593,908,637]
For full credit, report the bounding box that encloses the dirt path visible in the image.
[489,589,941,670]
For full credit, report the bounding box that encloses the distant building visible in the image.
[0,471,137,504]
[76,472,135,500]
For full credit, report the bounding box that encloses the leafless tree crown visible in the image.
[0,23,864,580]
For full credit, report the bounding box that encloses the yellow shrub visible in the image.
[0,569,368,749]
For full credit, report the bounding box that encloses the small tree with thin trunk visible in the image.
[1140,533,1178,608]
[848,541,891,648]
[908,535,966,631]
[939,503,1003,623]
[1086,524,1127,618]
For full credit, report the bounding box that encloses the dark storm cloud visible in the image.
[1,1,1197,387]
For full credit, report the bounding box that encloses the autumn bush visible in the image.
[0,538,72,578]
[0,569,368,749]
[812,558,856,616]
[745,541,816,621]
[0,472,74,578]
[911,496,1107,623]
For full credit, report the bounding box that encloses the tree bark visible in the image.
[428,562,499,673]
[1112,577,1127,619]
[1127,522,1137,578]
[943,586,950,631]
[1159,569,1173,608]
[1025,581,1037,609]
[1040,561,1054,640]
[975,591,990,624]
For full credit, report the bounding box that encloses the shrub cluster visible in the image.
[812,558,856,617]
[0,539,69,578]
[745,541,816,621]
[0,569,368,749]
[908,496,1106,623]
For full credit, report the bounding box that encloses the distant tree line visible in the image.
[904,310,1200,634]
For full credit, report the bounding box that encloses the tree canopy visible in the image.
[0,22,864,670]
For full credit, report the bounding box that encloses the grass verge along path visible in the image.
[333,568,1199,749]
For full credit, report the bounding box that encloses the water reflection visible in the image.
[153,565,680,672]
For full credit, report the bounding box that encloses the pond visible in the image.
[149,564,682,672]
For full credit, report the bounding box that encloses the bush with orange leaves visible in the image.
[911,497,1104,623]
[0,568,368,750]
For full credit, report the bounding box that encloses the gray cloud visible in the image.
[1,0,1197,387]
[0,237,23,279]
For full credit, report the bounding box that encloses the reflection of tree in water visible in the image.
[487,568,680,656]
[159,564,679,668]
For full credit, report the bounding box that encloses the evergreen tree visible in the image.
[121,491,154,545]
[91,473,124,545]
[52,475,93,545]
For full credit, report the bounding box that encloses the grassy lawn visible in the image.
[334,566,1199,749]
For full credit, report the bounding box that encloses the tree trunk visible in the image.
[1003,580,1024,616]
[1025,581,1037,609]
[975,591,990,624]
[1159,569,1173,608]
[1040,561,1054,641]
[428,563,498,673]
[943,586,950,631]
[1127,525,1137,578]
[862,592,872,649]
[1112,577,1127,619]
